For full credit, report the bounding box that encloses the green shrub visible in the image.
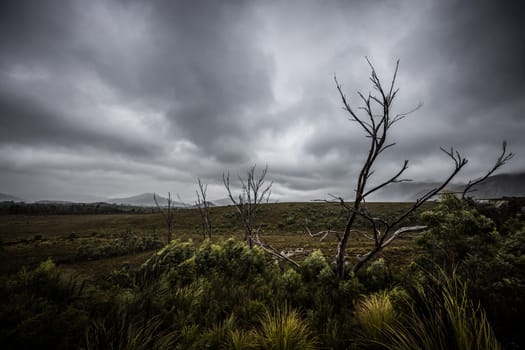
[222,239,266,279]
[418,194,498,271]
[300,250,331,282]
[359,258,392,292]
[135,239,196,285]
[282,268,306,300]
[195,240,227,274]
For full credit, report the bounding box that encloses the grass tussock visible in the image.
[355,290,397,342]
[256,304,318,350]
[84,311,176,350]
[359,269,501,350]
[225,329,258,350]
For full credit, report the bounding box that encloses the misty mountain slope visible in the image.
[464,172,525,198]
[369,172,525,201]
[0,193,24,202]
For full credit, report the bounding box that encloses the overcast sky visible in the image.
[1,0,524,202]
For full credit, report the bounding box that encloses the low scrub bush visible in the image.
[76,232,163,261]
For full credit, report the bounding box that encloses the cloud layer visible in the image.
[1,0,524,201]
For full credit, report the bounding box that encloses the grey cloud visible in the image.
[154,1,275,161]
[88,0,276,162]
[0,87,161,157]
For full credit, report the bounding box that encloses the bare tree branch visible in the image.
[356,226,427,263]
[305,220,343,241]
[362,160,410,198]
[461,141,514,199]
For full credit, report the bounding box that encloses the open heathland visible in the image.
[0,201,429,277]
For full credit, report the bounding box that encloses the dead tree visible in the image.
[195,178,212,240]
[331,59,469,278]
[154,192,175,243]
[223,165,272,248]
[461,141,514,199]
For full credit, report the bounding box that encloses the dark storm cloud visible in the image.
[423,0,525,107]
[397,0,525,126]
[0,0,75,64]
[382,0,525,180]
[152,0,275,162]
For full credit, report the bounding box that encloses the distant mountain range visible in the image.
[35,200,74,205]
[1,172,524,205]
[106,193,187,207]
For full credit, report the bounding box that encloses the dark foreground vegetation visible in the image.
[0,196,524,349]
